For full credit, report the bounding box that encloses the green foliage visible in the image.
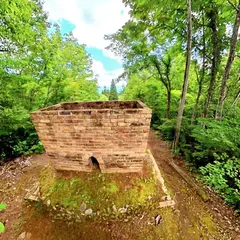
[158,118,193,143]
[0,2,100,161]
[102,86,110,98]
[0,203,6,233]
[157,118,240,208]
[0,223,4,233]
[200,154,240,206]
[109,80,118,100]
[99,94,109,101]
[191,119,240,164]
[12,133,44,156]
[0,203,7,211]
[0,126,43,160]
[0,0,47,53]
[122,72,167,124]
[158,119,176,141]
[159,118,240,165]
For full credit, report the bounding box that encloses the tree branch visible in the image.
[227,0,239,11]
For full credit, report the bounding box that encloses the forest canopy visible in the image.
[0,0,99,159]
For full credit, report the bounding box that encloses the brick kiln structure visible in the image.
[30,101,152,173]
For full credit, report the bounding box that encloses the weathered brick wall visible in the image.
[31,101,152,173]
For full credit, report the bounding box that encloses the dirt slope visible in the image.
[148,130,240,240]
[0,131,239,240]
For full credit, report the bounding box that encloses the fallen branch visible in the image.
[169,160,209,202]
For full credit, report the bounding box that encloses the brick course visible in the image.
[31,101,152,173]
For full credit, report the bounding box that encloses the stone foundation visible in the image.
[30,101,152,173]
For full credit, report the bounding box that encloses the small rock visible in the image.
[47,200,51,206]
[66,210,72,215]
[3,219,8,225]
[17,232,26,240]
[213,207,220,213]
[119,207,127,214]
[155,214,162,226]
[223,216,229,220]
[147,195,152,200]
[14,158,21,163]
[85,209,93,215]
[158,200,175,208]
[80,202,86,212]
[17,232,29,240]
[161,196,167,201]
[26,233,32,240]
[112,205,117,212]
[161,195,171,201]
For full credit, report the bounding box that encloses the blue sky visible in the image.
[43,0,130,86]
[86,47,122,72]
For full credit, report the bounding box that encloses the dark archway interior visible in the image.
[89,156,101,172]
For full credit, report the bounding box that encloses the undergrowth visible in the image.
[158,117,240,210]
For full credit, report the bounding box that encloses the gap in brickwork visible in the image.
[89,156,101,172]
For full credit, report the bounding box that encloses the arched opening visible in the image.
[88,156,101,172]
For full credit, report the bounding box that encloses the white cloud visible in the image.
[92,59,124,86]
[43,0,129,53]
[43,0,129,86]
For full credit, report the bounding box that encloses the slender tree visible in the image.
[151,55,173,119]
[192,9,207,121]
[173,0,192,150]
[232,88,240,105]
[216,0,240,119]
[202,3,221,118]
[109,80,118,100]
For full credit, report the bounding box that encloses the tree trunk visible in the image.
[216,2,240,119]
[167,89,171,119]
[202,5,220,118]
[172,0,192,150]
[153,60,172,120]
[192,81,202,121]
[232,88,240,105]
[192,11,206,121]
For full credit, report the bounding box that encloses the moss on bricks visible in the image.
[39,163,162,217]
